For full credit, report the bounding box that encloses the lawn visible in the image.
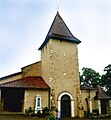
[0,115,111,120]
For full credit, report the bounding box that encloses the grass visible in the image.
[0,114,111,120]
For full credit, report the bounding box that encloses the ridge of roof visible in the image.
[38,11,81,50]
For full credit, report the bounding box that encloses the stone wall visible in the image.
[81,89,96,111]
[23,89,49,112]
[41,39,80,117]
[22,61,42,77]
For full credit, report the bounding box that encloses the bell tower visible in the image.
[38,12,82,117]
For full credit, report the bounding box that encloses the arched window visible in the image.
[35,94,42,113]
[37,97,41,107]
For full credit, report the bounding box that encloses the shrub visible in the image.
[84,111,89,118]
[42,107,50,116]
[25,107,34,116]
[92,109,99,115]
[37,110,43,117]
[48,112,55,120]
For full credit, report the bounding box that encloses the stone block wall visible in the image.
[22,61,42,77]
[23,89,49,112]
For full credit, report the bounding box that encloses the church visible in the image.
[0,12,111,118]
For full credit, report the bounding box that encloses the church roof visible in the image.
[0,76,50,89]
[38,11,81,50]
[95,85,111,100]
[0,72,22,81]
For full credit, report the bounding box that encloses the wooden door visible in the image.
[61,95,71,117]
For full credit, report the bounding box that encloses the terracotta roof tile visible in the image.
[0,76,49,89]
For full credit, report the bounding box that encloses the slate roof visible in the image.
[38,11,81,50]
[0,76,49,89]
[95,85,111,100]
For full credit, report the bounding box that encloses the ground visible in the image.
[0,114,111,120]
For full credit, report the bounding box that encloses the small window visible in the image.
[37,97,40,107]
[35,94,42,113]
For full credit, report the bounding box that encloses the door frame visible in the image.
[61,94,71,117]
[58,92,74,117]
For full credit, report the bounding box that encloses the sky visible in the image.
[0,0,111,77]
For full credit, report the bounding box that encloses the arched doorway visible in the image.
[58,92,74,117]
[61,95,71,117]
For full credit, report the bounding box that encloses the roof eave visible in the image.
[0,86,50,89]
[38,35,81,50]
[95,96,111,100]
[0,72,22,81]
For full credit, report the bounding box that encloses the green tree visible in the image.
[80,67,101,87]
[101,64,111,96]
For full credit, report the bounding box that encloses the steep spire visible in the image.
[38,11,81,50]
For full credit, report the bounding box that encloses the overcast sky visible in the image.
[0,0,111,77]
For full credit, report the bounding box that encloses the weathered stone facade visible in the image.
[22,61,42,77]
[81,89,97,112]
[24,89,49,112]
[41,39,80,117]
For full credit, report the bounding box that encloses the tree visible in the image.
[80,67,101,87]
[101,64,111,96]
